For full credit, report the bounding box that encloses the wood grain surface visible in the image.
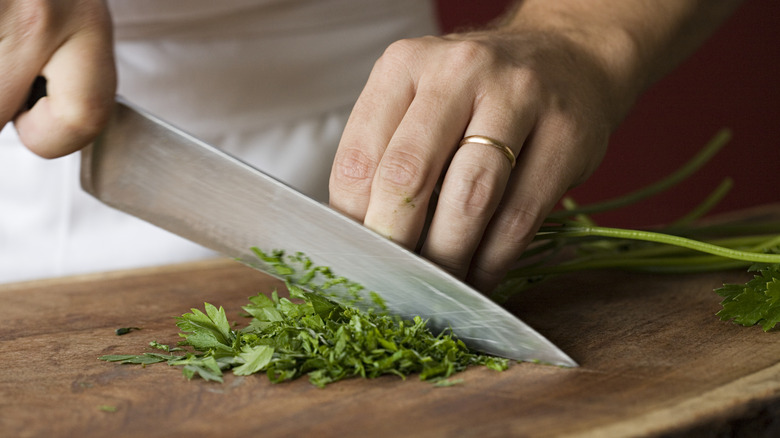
[1,227,779,437]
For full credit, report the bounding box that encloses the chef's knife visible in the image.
[80,98,577,367]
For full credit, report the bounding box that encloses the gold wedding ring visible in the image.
[458,135,516,168]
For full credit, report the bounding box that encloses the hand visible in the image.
[1,0,116,158]
[330,29,627,292]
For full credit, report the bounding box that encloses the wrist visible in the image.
[496,4,647,127]
[495,0,744,128]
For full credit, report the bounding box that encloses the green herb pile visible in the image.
[496,129,780,331]
[101,252,508,387]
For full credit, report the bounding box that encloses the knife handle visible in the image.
[25,76,48,110]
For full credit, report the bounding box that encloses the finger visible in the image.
[0,67,39,127]
[14,6,116,158]
[0,8,49,126]
[420,99,533,278]
[329,43,417,222]
[361,82,472,249]
[467,118,601,292]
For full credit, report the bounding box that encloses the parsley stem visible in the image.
[547,129,731,219]
[668,177,733,227]
[660,220,780,239]
[523,234,778,274]
[509,254,749,277]
[561,234,778,260]
[536,225,780,264]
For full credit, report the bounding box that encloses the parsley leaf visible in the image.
[99,353,177,365]
[233,345,274,376]
[716,264,780,331]
[170,355,225,383]
[176,303,234,351]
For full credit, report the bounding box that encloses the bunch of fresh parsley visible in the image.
[495,129,780,331]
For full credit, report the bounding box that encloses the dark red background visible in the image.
[436,0,779,227]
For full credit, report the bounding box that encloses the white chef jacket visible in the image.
[0,0,438,283]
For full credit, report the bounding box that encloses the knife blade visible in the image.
[80,98,577,367]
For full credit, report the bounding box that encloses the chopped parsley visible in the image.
[100,252,508,387]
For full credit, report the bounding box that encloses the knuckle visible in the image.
[534,114,609,187]
[431,253,468,278]
[382,38,419,58]
[469,263,506,289]
[446,39,494,70]
[374,147,430,197]
[495,194,545,247]
[69,3,111,34]
[2,0,111,44]
[490,62,545,105]
[374,38,424,73]
[5,0,54,40]
[442,164,499,219]
[514,66,545,96]
[330,146,378,193]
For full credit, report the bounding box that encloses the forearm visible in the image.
[498,0,745,124]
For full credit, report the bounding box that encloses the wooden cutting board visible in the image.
[1,216,779,437]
